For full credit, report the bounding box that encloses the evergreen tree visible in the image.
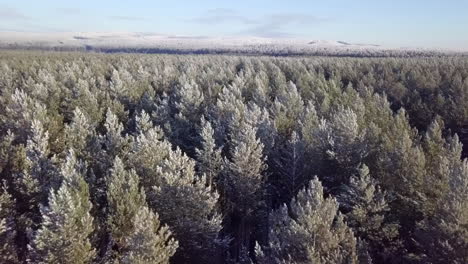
[28,150,95,264]
[337,164,400,262]
[212,83,250,142]
[101,108,129,159]
[421,119,462,217]
[196,117,223,187]
[414,159,468,263]
[258,177,358,264]
[109,68,128,98]
[151,147,224,263]
[135,110,154,135]
[313,107,367,189]
[64,107,92,155]
[270,131,308,205]
[15,119,60,258]
[0,184,19,263]
[356,239,373,264]
[107,156,178,263]
[224,122,267,215]
[128,125,171,188]
[0,130,15,175]
[223,122,267,259]
[273,81,305,136]
[106,156,146,248]
[19,119,60,200]
[171,79,205,153]
[121,207,178,264]
[65,78,101,125]
[4,89,49,142]
[373,109,426,239]
[299,102,320,146]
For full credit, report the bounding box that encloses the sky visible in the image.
[0,0,467,49]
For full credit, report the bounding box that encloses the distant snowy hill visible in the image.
[307,40,380,48]
[0,31,459,57]
[0,31,376,47]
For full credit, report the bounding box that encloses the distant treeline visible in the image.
[0,43,463,58]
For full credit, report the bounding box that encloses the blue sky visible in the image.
[0,0,467,49]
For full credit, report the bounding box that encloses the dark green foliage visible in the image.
[0,184,19,263]
[337,165,400,262]
[269,131,308,205]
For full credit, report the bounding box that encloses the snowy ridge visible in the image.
[0,31,460,56]
[0,31,379,47]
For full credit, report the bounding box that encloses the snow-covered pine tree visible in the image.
[15,119,60,255]
[337,164,399,262]
[20,119,61,198]
[272,81,305,136]
[109,68,129,99]
[314,107,367,188]
[414,158,468,263]
[107,156,147,247]
[121,207,178,264]
[258,177,358,264]
[195,116,223,187]
[223,122,267,259]
[0,130,15,175]
[151,147,224,263]
[299,101,320,147]
[4,89,49,143]
[65,78,101,125]
[28,150,95,264]
[0,184,19,263]
[127,124,171,188]
[107,156,177,263]
[101,108,130,159]
[270,131,308,206]
[421,119,463,217]
[64,108,92,155]
[135,110,154,135]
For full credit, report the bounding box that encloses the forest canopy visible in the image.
[0,50,467,264]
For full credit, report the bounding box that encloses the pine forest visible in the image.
[0,50,467,264]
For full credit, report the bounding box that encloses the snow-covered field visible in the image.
[0,31,459,56]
